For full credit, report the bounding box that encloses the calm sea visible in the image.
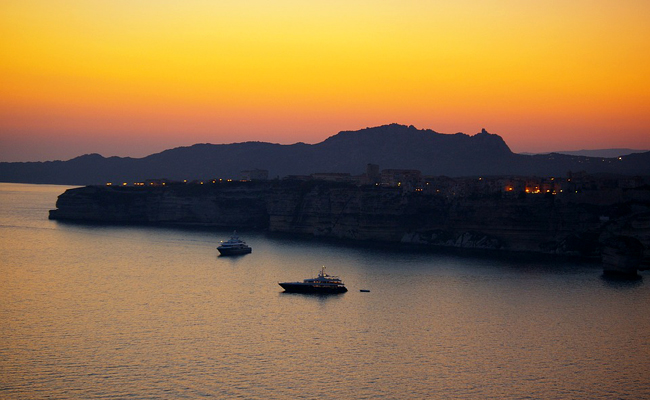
[1,183,649,399]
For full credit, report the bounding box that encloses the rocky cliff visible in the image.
[266,183,609,255]
[50,180,650,273]
[49,182,270,228]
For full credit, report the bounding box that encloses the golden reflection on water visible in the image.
[1,183,649,399]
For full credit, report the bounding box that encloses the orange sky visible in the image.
[1,0,649,161]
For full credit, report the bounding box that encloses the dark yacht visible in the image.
[279,266,348,294]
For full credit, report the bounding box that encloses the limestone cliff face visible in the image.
[401,196,605,255]
[599,199,650,274]
[49,183,269,228]
[50,181,650,264]
[267,183,411,241]
[266,184,610,257]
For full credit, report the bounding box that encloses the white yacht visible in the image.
[217,232,252,256]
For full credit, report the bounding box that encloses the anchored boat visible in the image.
[217,232,252,256]
[279,266,348,294]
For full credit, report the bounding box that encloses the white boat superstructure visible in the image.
[217,231,252,256]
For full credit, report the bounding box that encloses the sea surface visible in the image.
[1,182,649,399]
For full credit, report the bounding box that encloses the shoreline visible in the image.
[48,179,650,276]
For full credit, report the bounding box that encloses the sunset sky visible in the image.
[1,0,649,162]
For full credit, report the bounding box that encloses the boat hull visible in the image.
[217,247,252,256]
[279,282,348,294]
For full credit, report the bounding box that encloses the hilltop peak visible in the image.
[333,123,437,138]
[70,153,106,161]
[475,128,493,136]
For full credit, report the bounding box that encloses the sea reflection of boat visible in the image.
[279,266,348,294]
[217,232,252,256]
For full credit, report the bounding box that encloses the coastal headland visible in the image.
[49,173,650,276]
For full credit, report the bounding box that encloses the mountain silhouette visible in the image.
[1,124,649,185]
[539,148,648,158]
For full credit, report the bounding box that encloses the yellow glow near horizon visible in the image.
[1,0,649,160]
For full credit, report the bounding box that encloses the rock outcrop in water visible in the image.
[49,179,650,274]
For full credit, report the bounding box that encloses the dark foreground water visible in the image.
[1,183,649,399]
